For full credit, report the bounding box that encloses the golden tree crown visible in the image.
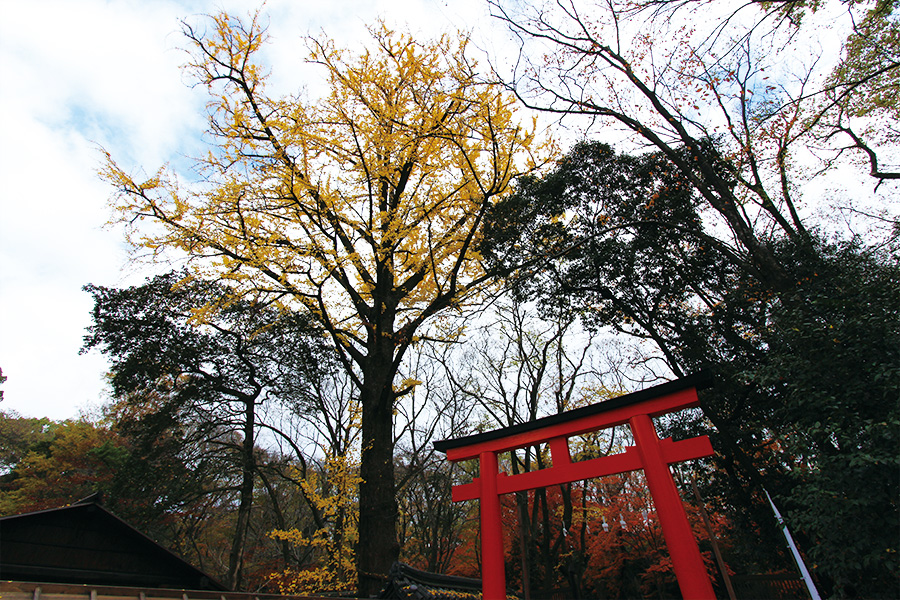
[103,10,552,356]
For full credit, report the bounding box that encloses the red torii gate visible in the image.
[434,373,717,600]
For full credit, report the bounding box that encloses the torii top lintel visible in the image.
[434,371,713,460]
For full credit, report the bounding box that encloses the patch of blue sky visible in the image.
[55,102,130,152]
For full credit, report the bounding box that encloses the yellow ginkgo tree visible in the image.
[102,10,549,593]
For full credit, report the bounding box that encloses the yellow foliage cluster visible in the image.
[269,449,362,595]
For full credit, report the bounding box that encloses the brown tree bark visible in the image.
[357,347,401,597]
[226,391,258,590]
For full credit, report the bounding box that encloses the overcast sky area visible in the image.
[0,0,511,421]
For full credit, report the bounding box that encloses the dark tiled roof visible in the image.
[378,563,486,600]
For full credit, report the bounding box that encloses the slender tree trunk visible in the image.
[560,483,580,599]
[512,454,533,600]
[258,469,294,565]
[537,488,554,595]
[227,395,257,590]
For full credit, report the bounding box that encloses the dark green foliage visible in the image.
[83,272,327,409]
[81,271,334,587]
[751,242,900,597]
[0,414,188,537]
[485,141,749,367]
[0,411,53,475]
[82,271,330,442]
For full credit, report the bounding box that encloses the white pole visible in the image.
[765,489,822,600]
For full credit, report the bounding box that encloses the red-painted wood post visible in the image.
[629,414,716,600]
[479,450,506,600]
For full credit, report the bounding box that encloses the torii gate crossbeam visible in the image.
[434,373,717,600]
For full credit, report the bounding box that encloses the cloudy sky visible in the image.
[0,0,506,420]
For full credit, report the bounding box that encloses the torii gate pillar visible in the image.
[434,373,716,600]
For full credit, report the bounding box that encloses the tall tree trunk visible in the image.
[512,455,533,600]
[515,490,533,600]
[537,487,554,595]
[226,395,257,590]
[357,348,400,597]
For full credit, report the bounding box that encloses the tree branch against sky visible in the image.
[101,10,550,594]
[488,0,898,254]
